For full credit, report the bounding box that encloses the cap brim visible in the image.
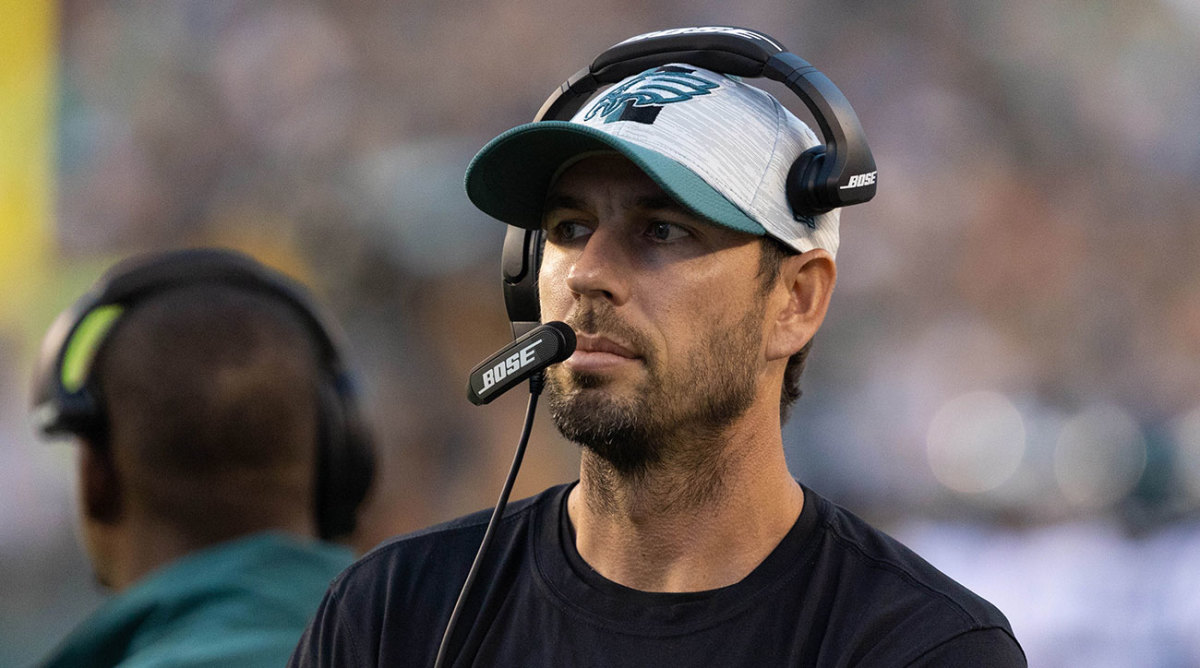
[464,121,765,235]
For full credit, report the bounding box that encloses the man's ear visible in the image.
[765,248,836,362]
[79,439,122,525]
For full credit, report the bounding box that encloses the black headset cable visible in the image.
[433,372,544,668]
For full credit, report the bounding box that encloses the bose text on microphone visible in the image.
[466,321,576,405]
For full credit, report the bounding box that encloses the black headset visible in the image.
[31,247,376,541]
[501,25,877,339]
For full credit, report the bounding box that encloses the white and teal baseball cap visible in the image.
[464,64,841,257]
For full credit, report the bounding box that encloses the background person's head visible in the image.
[33,249,374,590]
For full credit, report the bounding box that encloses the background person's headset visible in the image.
[500,25,878,340]
[31,247,376,541]
[441,25,879,668]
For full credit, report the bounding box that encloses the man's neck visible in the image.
[567,412,803,593]
[105,513,314,591]
[103,521,198,590]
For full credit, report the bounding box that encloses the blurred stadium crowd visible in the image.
[2,0,1199,665]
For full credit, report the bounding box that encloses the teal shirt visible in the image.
[41,532,353,668]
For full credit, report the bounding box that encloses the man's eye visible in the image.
[547,221,591,243]
[646,221,690,242]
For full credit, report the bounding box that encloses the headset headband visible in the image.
[533,26,877,210]
[32,248,353,436]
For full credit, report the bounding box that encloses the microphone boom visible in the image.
[466,321,575,405]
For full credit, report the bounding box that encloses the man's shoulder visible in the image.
[811,491,1007,621]
[42,533,346,668]
[804,488,1024,663]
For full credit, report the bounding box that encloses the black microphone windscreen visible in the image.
[466,322,576,405]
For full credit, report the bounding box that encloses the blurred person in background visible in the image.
[30,248,375,667]
[291,28,1024,667]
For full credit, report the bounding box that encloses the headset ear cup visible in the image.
[786,145,833,219]
[502,227,544,339]
[314,380,376,541]
[56,392,108,445]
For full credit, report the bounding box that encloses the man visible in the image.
[32,248,374,667]
[291,52,1024,665]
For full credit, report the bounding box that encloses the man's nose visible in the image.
[564,227,631,307]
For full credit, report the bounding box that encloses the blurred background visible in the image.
[2,0,1199,665]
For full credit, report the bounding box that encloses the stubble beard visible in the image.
[546,302,765,488]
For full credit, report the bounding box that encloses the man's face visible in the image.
[539,155,773,473]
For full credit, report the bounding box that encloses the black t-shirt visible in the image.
[290,483,1024,667]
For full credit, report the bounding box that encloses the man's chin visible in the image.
[547,395,660,474]
[549,365,611,393]
[548,374,636,425]
[549,383,626,414]
[549,376,646,414]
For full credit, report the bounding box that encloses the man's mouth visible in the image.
[565,334,640,373]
